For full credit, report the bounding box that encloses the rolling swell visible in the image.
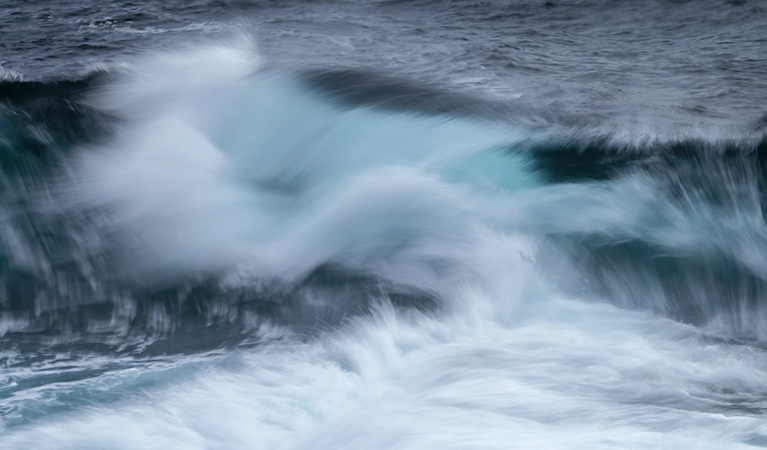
[524,134,767,337]
[0,77,122,349]
[2,48,767,358]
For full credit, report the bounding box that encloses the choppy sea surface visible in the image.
[1,1,767,448]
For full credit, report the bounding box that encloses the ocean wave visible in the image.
[1,44,767,352]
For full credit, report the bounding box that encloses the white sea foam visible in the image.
[3,295,767,449]
[68,43,528,288]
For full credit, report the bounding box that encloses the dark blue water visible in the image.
[1,1,767,448]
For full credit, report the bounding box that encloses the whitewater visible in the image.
[2,32,767,449]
